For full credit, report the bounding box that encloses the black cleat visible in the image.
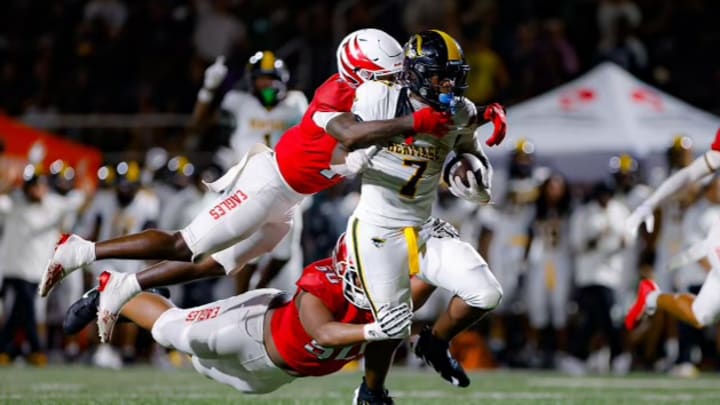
[352,377,394,405]
[414,325,470,387]
[63,286,171,335]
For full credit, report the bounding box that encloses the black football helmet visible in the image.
[246,50,289,107]
[400,30,469,111]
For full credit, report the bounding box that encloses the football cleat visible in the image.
[64,287,101,335]
[97,270,142,343]
[625,279,660,331]
[414,325,470,387]
[39,234,95,297]
[352,378,394,405]
[65,285,170,335]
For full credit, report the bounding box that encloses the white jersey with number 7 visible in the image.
[351,80,476,227]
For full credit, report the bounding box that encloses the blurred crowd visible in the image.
[1,0,719,153]
[2,0,720,377]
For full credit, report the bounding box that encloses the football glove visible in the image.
[203,56,228,90]
[624,203,654,243]
[345,146,377,175]
[363,303,412,341]
[483,102,507,147]
[413,107,451,137]
[449,170,491,204]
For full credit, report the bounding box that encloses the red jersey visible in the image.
[275,74,356,194]
[270,258,373,376]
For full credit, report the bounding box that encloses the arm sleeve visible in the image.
[642,151,719,211]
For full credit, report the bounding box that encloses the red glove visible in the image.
[483,103,507,147]
[412,107,451,137]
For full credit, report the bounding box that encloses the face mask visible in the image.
[259,87,278,106]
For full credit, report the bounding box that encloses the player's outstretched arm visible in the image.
[626,151,720,240]
[325,108,450,150]
[641,151,719,212]
[296,291,412,347]
[297,291,367,347]
[189,56,228,132]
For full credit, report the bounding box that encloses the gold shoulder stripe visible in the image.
[431,29,461,61]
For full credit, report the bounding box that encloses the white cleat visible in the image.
[96,270,141,343]
[39,234,96,297]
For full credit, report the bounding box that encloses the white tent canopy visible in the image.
[477,62,720,181]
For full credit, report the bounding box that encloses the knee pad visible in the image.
[462,270,503,310]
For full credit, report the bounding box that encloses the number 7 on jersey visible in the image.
[399,159,427,198]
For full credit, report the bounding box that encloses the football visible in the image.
[444,153,488,188]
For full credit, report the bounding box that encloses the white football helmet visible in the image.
[336,28,404,87]
[332,233,371,310]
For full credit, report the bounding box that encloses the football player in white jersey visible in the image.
[38,29,455,346]
[320,30,505,391]
[625,129,720,331]
[192,51,309,293]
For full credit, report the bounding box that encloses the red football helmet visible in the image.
[332,233,371,310]
[336,28,404,87]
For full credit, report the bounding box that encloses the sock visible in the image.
[85,240,97,262]
[126,273,142,296]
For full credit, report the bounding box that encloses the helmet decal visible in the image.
[336,29,404,87]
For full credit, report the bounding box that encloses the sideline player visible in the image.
[39,29,451,336]
[625,129,720,330]
[335,30,505,391]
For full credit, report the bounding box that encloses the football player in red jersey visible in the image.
[63,236,442,399]
[40,29,508,344]
[625,129,720,331]
[64,218,494,404]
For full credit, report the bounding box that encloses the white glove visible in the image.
[363,303,412,341]
[624,203,655,243]
[344,146,377,175]
[449,170,491,204]
[453,97,478,128]
[203,56,228,90]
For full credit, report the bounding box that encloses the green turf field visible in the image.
[1,366,720,404]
